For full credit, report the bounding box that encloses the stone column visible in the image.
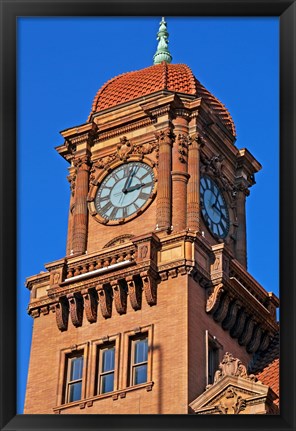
[72,155,90,255]
[235,184,249,268]
[155,128,173,231]
[187,134,202,232]
[171,114,189,232]
[66,168,75,255]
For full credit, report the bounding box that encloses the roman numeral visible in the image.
[138,191,150,200]
[122,207,128,218]
[101,201,112,213]
[110,207,118,219]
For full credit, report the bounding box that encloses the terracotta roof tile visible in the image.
[89,62,236,136]
[256,358,279,405]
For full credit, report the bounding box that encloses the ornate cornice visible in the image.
[95,117,155,142]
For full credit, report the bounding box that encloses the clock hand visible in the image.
[211,193,219,208]
[125,182,152,193]
[122,167,135,193]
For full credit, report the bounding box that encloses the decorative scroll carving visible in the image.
[213,294,230,323]
[67,293,83,327]
[90,155,116,179]
[111,280,127,315]
[206,283,224,313]
[247,325,262,353]
[67,173,76,196]
[82,288,97,323]
[222,300,241,330]
[103,234,135,248]
[230,308,247,338]
[55,297,69,331]
[216,387,247,415]
[200,153,233,192]
[141,271,157,306]
[126,276,142,310]
[212,352,258,386]
[154,128,175,146]
[73,155,91,172]
[96,285,112,318]
[238,317,255,346]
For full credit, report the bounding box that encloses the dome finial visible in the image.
[153,17,172,65]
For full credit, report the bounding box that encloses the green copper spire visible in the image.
[153,17,172,65]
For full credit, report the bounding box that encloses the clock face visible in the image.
[200,175,230,238]
[95,162,155,221]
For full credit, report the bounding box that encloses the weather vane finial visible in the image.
[153,17,172,65]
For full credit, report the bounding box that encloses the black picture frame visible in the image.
[1,1,295,430]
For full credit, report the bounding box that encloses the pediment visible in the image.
[189,375,276,415]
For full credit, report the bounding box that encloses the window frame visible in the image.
[97,343,116,395]
[88,334,120,397]
[123,325,153,388]
[205,330,223,387]
[130,334,149,386]
[65,352,84,403]
[57,342,89,406]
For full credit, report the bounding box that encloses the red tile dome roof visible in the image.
[89,62,236,136]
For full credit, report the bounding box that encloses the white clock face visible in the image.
[95,162,155,221]
[200,175,230,238]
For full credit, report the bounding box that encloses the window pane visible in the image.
[70,356,83,381]
[68,381,82,402]
[102,347,115,372]
[100,372,114,394]
[134,364,147,385]
[134,338,148,364]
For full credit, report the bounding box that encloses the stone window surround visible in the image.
[122,324,154,389]
[87,333,121,397]
[56,342,89,407]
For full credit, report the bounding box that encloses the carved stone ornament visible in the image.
[216,387,247,414]
[189,352,278,415]
[117,136,134,160]
[200,153,232,191]
[103,234,135,248]
[212,352,258,386]
[154,128,175,146]
[73,155,91,172]
[67,173,76,196]
[90,137,158,183]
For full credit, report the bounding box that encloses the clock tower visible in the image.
[24,18,279,414]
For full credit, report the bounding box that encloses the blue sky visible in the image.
[17,17,279,413]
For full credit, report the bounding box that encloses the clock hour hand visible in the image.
[126,183,151,193]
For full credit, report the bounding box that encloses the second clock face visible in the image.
[200,175,230,238]
[95,162,155,221]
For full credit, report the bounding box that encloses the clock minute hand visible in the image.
[122,168,134,193]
